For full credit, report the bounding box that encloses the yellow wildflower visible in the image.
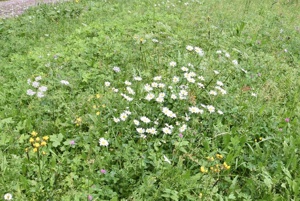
[29,138,34,143]
[41,141,47,146]
[43,136,49,141]
[96,111,100,116]
[223,162,230,170]
[42,151,46,155]
[35,137,40,142]
[31,131,38,137]
[96,94,101,99]
[33,148,38,152]
[25,148,29,152]
[93,105,97,109]
[216,154,223,160]
[200,166,208,173]
[206,156,214,161]
[34,143,40,148]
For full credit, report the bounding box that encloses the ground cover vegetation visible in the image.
[0,0,300,200]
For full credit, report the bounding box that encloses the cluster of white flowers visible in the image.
[26,76,48,98]
[110,51,228,139]
[186,45,205,56]
[162,107,176,118]
[189,106,204,114]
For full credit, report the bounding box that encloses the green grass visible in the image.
[0,0,300,200]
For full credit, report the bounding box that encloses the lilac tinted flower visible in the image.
[88,195,93,200]
[285,118,290,122]
[32,81,40,88]
[179,133,183,138]
[113,66,120,73]
[38,86,48,92]
[70,140,75,146]
[27,89,36,96]
[100,169,107,174]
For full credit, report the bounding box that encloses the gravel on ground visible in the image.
[0,0,69,18]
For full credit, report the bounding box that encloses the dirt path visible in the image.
[0,0,69,18]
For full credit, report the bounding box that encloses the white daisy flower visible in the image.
[213,70,220,75]
[207,105,215,113]
[225,52,230,58]
[158,92,166,98]
[198,76,205,81]
[126,87,135,95]
[60,80,70,85]
[194,47,204,56]
[113,117,120,123]
[140,116,151,124]
[179,124,187,132]
[99,138,109,146]
[144,84,153,92]
[153,76,162,81]
[112,87,119,93]
[136,128,145,134]
[124,80,132,85]
[120,113,128,121]
[151,82,158,88]
[172,76,180,83]
[145,93,155,101]
[171,94,177,99]
[140,134,147,139]
[189,106,203,114]
[27,79,31,85]
[186,45,194,51]
[232,60,238,65]
[146,127,157,135]
[197,83,205,88]
[209,90,217,96]
[216,81,224,86]
[181,67,189,72]
[3,193,13,200]
[162,127,172,134]
[158,83,165,88]
[133,120,140,126]
[251,93,257,97]
[134,76,142,81]
[170,61,177,67]
[156,96,164,103]
[216,50,222,54]
[104,82,111,87]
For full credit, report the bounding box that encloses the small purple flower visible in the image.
[70,140,76,146]
[285,118,290,123]
[113,66,121,73]
[100,169,107,174]
[178,133,183,138]
[88,195,93,200]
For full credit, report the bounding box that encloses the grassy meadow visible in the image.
[0,0,300,200]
